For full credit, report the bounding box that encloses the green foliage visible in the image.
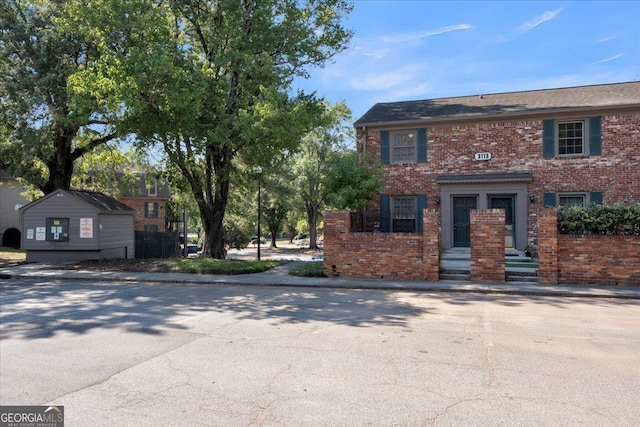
[172,258,284,275]
[328,151,383,211]
[288,262,326,277]
[0,0,121,193]
[557,203,640,235]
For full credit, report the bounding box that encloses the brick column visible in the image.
[422,209,440,281]
[322,210,350,277]
[537,208,558,284]
[470,209,505,283]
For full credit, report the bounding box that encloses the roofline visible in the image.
[354,103,640,129]
[19,188,135,214]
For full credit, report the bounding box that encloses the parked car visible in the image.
[251,238,266,246]
[296,239,309,247]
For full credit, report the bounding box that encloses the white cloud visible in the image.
[380,24,472,44]
[517,9,562,34]
[592,53,625,64]
[348,71,415,91]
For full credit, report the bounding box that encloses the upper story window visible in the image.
[145,202,158,218]
[391,131,416,163]
[148,179,158,196]
[380,128,427,165]
[558,121,584,155]
[543,116,601,158]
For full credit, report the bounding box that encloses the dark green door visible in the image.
[489,195,515,248]
[453,197,477,247]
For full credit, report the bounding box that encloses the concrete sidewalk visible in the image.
[1,262,639,299]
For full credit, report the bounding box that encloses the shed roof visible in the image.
[355,81,640,126]
[21,189,134,214]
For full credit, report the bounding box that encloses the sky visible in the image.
[292,0,640,121]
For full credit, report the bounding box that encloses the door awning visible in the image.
[436,172,533,184]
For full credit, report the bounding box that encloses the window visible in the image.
[559,194,586,208]
[558,121,584,155]
[391,131,416,163]
[148,179,158,196]
[145,202,158,218]
[46,218,69,241]
[543,117,601,158]
[392,197,416,232]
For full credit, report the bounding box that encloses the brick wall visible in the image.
[538,208,640,285]
[470,209,505,283]
[557,236,640,285]
[323,209,440,281]
[118,197,168,232]
[537,209,558,284]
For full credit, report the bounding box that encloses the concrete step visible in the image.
[439,273,471,281]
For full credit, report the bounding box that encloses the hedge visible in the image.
[557,203,640,235]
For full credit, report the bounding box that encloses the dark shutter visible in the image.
[417,128,427,163]
[380,131,390,164]
[380,195,390,232]
[416,194,427,232]
[544,192,557,207]
[144,203,149,218]
[589,116,602,156]
[590,191,603,205]
[543,119,555,158]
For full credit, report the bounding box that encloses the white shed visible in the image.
[20,189,135,263]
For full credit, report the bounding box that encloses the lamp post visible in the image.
[255,166,263,260]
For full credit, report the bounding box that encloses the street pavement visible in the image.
[1,260,639,299]
[1,276,638,426]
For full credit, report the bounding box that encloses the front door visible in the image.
[453,197,477,247]
[488,195,515,248]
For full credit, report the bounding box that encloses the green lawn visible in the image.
[172,257,285,274]
[288,261,325,277]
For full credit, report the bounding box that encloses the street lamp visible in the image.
[255,166,263,260]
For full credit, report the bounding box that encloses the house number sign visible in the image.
[474,152,492,161]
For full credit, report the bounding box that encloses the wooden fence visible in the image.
[135,231,179,258]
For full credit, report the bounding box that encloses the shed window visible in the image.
[46,218,69,241]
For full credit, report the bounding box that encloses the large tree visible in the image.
[0,1,120,194]
[75,0,353,258]
[293,101,351,249]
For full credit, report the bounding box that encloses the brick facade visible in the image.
[118,197,168,232]
[470,209,505,283]
[358,112,640,253]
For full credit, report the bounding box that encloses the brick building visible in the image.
[353,81,640,253]
[117,173,172,233]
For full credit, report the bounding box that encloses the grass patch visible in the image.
[289,261,326,277]
[0,246,26,261]
[172,257,285,275]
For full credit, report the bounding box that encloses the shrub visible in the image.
[2,227,21,249]
[558,203,640,235]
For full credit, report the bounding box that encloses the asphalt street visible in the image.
[1,277,639,426]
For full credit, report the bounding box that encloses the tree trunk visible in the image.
[199,147,233,259]
[269,229,278,248]
[42,132,76,194]
[306,203,320,249]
